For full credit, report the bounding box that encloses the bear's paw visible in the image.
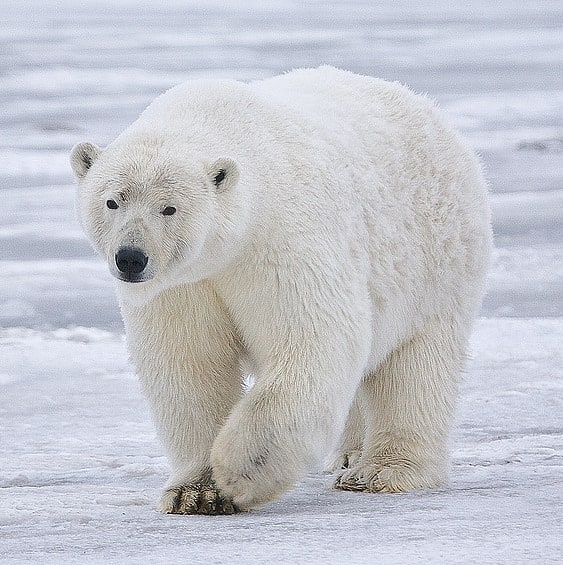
[158,481,239,515]
[333,458,443,493]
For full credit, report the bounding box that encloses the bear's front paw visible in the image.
[211,425,298,511]
[211,447,277,511]
[158,481,239,515]
[333,458,444,493]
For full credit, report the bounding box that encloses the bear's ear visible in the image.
[70,142,102,179]
[206,157,239,193]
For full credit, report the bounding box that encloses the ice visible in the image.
[1,0,562,563]
[0,319,561,563]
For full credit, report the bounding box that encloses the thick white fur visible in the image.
[71,66,491,513]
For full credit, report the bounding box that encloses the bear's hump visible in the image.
[139,79,257,123]
[115,77,275,148]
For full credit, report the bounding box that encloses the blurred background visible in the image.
[1,0,562,329]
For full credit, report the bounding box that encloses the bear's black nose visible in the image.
[115,247,148,277]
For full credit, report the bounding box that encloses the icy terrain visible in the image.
[1,0,562,563]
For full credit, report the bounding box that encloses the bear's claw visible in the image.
[158,482,239,515]
[325,449,363,474]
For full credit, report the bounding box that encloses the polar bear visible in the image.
[71,66,491,515]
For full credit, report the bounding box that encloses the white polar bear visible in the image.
[71,66,491,515]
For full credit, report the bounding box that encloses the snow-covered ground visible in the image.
[1,1,562,563]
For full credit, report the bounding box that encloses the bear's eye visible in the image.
[162,206,176,216]
[214,169,226,186]
[106,199,118,210]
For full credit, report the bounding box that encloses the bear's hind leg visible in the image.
[326,393,365,473]
[335,317,467,493]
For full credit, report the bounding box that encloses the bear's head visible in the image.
[70,139,248,301]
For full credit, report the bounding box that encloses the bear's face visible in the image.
[71,140,246,299]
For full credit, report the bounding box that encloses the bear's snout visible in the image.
[115,246,149,282]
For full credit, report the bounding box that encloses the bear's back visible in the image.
[249,66,439,137]
[115,67,450,167]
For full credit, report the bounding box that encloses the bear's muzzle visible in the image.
[115,246,149,283]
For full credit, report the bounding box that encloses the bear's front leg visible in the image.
[210,352,366,510]
[210,259,373,511]
[121,284,243,515]
[142,343,242,515]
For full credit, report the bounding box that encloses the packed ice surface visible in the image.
[1,320,562,564]
[0,1,561,563]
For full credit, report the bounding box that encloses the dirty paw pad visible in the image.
[159,482,239,515]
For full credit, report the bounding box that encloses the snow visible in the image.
[1,321,562,564]
[1,0,562,563]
